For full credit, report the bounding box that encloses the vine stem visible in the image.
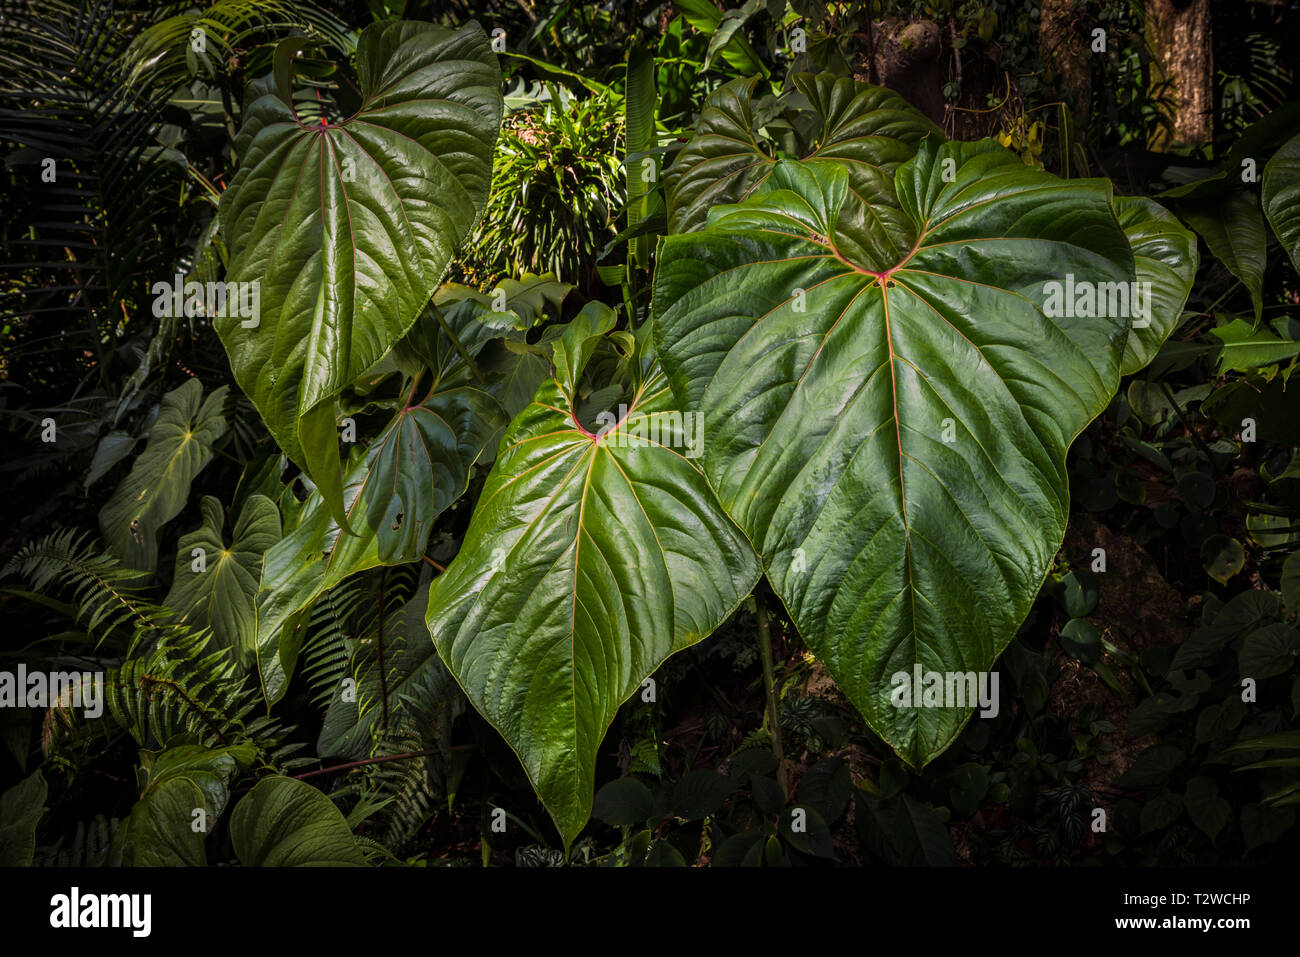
[292,750,443,782]
[755,596,787,800]
[228,750,446,796]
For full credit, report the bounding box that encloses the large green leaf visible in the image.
[672,0,768,76]
[1210,318,1300,374]
[99,378,228,573]
[625,45,657,276]
[256,344,506,704]
[217,20,503,527]
[115,777,208,866]
[665,72,941,241]
[231,776,366,866]
[1178,191,1266,324]
[653,146,1139,766]
[425,346,760,847]
[1263,130,1300,275]
[1114,196,1199,376]
[163,494,281,667]
[113,743,255,866]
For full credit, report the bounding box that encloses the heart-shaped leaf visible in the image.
[217,20,503,527]
[231,775,366,866]
[424,348,760,846]
[99,378,228,573]
[665,72,940,240]
[163,494,281,667]
[256,318,506,703]
[114,743,255,866]
[1178,191,1266,323]
[0,771,46,867]
[653,145,1143,766]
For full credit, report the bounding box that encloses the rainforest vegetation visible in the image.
[1,0,1298,868]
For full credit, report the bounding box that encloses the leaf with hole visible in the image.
[256,311,507,702]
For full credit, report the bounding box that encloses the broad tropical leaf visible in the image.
[1115,195,1199,375]
[99,378,229,573]
[625,45,657,275]
[113,743,254,866]
[255,299,508,702]
[424,332,760,846]
[163,494,281,666]
[653,145,1143,766]
[256,392,505,703]
[231,776,366,866]
[1210,318,1300,374]
[217,20,503,527]
[665,72,941,241]
[672,0,767,76]
[1263,130,1300,275]
[1179,191,1266,324]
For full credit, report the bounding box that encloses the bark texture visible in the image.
[1038,0,1093,113]
[1146,0,1213,149]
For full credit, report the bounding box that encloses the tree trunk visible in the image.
[1038,0,1092,113]
[1146,0,1213,149]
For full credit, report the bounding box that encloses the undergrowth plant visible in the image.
[2,2,1298,866]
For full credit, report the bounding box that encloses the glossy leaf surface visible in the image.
[425,357,760,846]
[256,324,506,702]
[217,20,502,524]
[654,145,1142,765]
[1263,130,1300,275]
[1114,195,1199,375]
[665,72,941,248]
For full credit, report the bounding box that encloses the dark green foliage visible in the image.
[1,0,1298,869]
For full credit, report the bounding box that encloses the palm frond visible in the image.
[121,0,353,90]
[0,0,189,389]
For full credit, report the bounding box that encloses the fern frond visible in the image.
[327,565,465,851]
[299,581,359,713]
[1,528,179,649]
[107,629,282,752]
[121,0,353,90]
